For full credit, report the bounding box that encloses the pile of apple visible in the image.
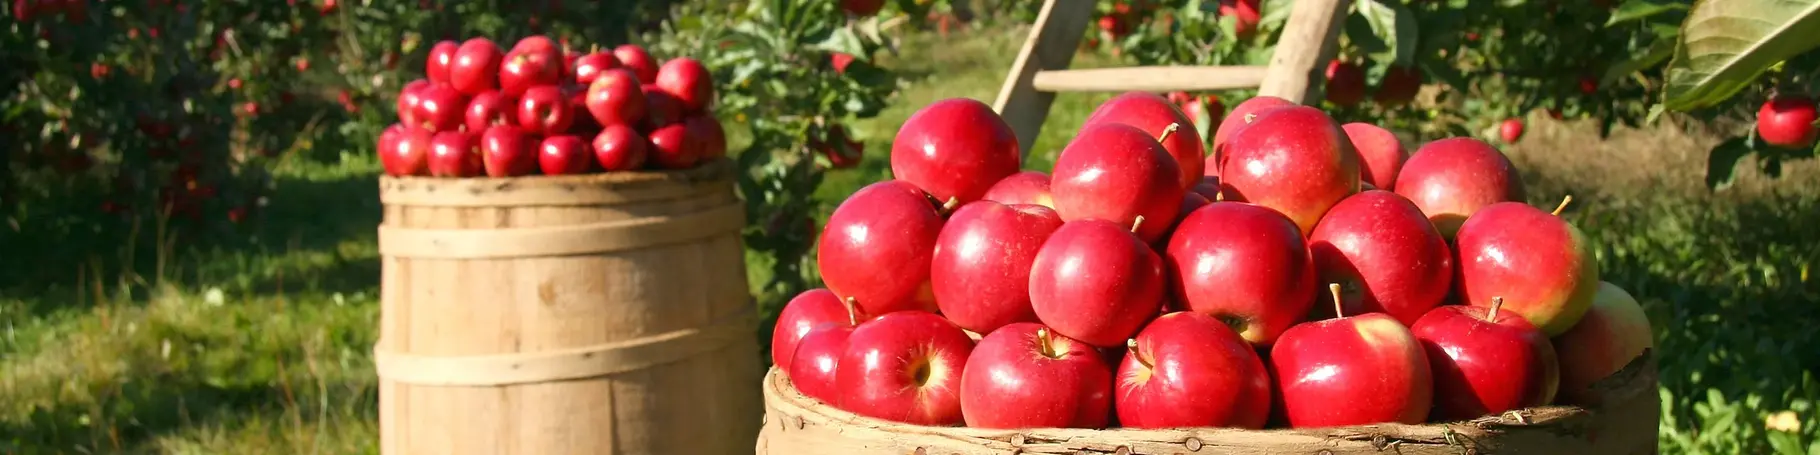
[771,93,1657,430]
[378,36,727,178]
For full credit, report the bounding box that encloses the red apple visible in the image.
[425,40,459,85]
[1392,137,1525,238]
[396,79,431,129]
[789,324,854,405]
[1209,95,1296,177]
[1500,118,1525,144]
[960,323,1113,429]
[1079,91,1206,189]
[1307,190,1452,326]
[1273,285,1433,427]
[586,69,647,127]
[380,124,431,176]
[1190,176,1222,200]
[1455,200,1600,336]
[841,0,885,16]
[510,36,557,55]
[565,85,600,136]
[685,115,727,161]
[655,57,714,113]
[889,98,1022,205]
[479,125,536,177]
[516,85,572,135]
[1324,60,1366,107]
[646,124,700,169]
[1029,219,1165,347]
[980,171,1054,208]
[771,288,861,372]
[1411,299,1560,421]
[1164,201,1316,346]
[427,131,482,177]
[818,180,947,316]
[450,38,504,95]
[835,311,975,425]
[1156,191,1211,247]
[537,135,590,175]
[1219,105,1362,235]
[1373,65,1422,106]
[612,44,659,83]
[413,83,469,132]
[1117,311,1272,429]
[1554,281,1654,405]
[592,124,649,171]
[464,90,515,132]
[1218,0,1261,39]
[571,51,619,86]
[642,84,685,128]
[499,47,562,98]
[932,201,1063,334]
[1757,96,1818,148]
[1051,122,1185,243]
[1341,122,1406,190]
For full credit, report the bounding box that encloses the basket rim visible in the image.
[376,158,736,207]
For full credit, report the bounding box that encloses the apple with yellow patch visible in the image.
[835,311,976,425]
[1553,281,1654,405]
[1271,284,1433,427]
[1455,197,1600,336]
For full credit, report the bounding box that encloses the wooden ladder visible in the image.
[991,0,1353,158]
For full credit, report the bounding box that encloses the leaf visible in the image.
[1705,136,1752,190]
[1355,0,1419,67]
[1608,0,1691,25]
[1603,37,1677,85]
[1663,0,1820,111]
[809,27,867,57]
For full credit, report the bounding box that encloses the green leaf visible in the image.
[1604,37,1677,85]
[1705,136,1752,190]
[1355,0,1418,67]
[1767,429,1805,455]
[1608,0,1691,25]
[1662,0,1820,111]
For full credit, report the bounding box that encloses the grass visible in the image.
[3,22,1817,454]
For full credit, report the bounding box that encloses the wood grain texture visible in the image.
[377,158,762,455]
[1030,66,1271,93]
[993,0,1097,160]
[757,350,1661,455]
[1257,0,1352,104]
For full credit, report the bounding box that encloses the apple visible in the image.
[425,40,459,85]
[464,90,515,132]
[932,201,1063,334]
[1392,137,1525,238]
[427,131,482,177]
[889,98,1022,206]
[835,311,975,425]
[1756,96,1817,149]
[1373,65,1422,106]
[789,324,855,405]
[1324,60,1366,107]
[980,171,1054,208]
[1307,190,1452,325]
[1411,299,1560,421]
[414,83,470,132]
[396,79,431,128]
[1117,311,1272,429]
[841,0,885,16]
[684,115,727,161]
[959,323,1113,429]
[1156,191,1211,246]
[656,57,714,113]
[1218,105,1361,235]
[1190,176,1222,200]
[1217,0,1261,39]
[1554,281,1654,405]
[479,125,536,177]
[1209,95,1295,171]
[450,38,504,95]
[537,135,590,175]
[1051,122,1185,243]
[1029,219,1165,347]
[565,85,601,136]
[592,124,648,171]
[380,124,430,176]
[515,85,572,135]
[1340,122,1406,190]
[586,69,647,127]
[813,124,864,169]
[1273,284,1433,427]
[1455,199,1599,336]
[510,36,557,55]
[818,180,948,316]
[1079,91,1206,189]
[1500,118,1526,144]
[1164,201,1316,346]
[642,84,685,128]
[612,44,659,83]
[646,124,701,169]
[771,288,862,372]
[500,48,563,98]
[571,51,619,86]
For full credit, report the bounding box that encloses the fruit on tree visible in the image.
[612,44,659,83]
[571,51,619,86]
[812,124,864,169]
[1218,105,1361,235]
[1028,219,1165,347]
[1392,137,1524,239]
[890,98,1022,205]
[1218,0,1261,39]
[592,124,648,171]
[655,57,714,113]
[1272,285,1433,427]
[1373,66,1422,106]
[789,323,855,405]
[685,115,727,161]
[1411,301,1560,421]
[1341,122,1406,190]
[835,311,975,425]
[981,171,1054,208]
[646,124,700,170]
[1554,281,1654,405]
[1500,118,1525,144]
[464,91,514,132]
[1165,201,1316,346]
[1080,91,1206,189]
[830,52,856,75]
[1051,123,1185,243]
[427,131,482,177]
[959,323,1113,429]
[451,38,504,95]
[1455,200,1600,336]
[1209,95,1295,175]
[1323,60,1366,107]
[413,84,469,132]
[1756,96,1818,149]
[586,68,647,127]
[479,125,536,177]
[1117,311,1272,429]
[516,85,573,135]
[1307,190,1452,325]
[818,180,948,316]
[771,288,861,372]
[841,0,884,17]
[537,135,591,175]
[932,201,1063,334]
[426,40,459,85]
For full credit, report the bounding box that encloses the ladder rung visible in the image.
[1030,66,1270,93]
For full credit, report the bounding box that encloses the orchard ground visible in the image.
[3,25,1817,454]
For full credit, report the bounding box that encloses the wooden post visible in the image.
[1256,0,1353,104]
[991,0,1096,159]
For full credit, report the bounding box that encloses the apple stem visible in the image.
[1552,195,1574,216]
[1214,189,1225,202]
[1488,296,1503,321]
[843,296,860,326]
[940,197,960,216]
[1328,283,1344,318]
[1130,215,1146,234]
[1036,327,1055,358]
[1126,338,1152,369]
[1156,123,1181,144]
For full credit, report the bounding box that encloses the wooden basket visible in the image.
[757,350,1659,455]
[375,159,762,455]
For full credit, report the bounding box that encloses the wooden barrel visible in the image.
[375,159,762,455]
[757,350,1660,454]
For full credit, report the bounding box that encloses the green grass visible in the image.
[3,23,1818,454]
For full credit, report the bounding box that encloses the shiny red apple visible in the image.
[612,44,659,83]
[835,311,975,425]
[789,324,854,405]
[960,323,1113,429]
[1341,122,1406,190]
[592,124,648,171]
[1411,299,1560,421]
[585,68,648,127]
[380,124,430,176]
[537,135,590,175]
[771,288,862,372]
[1079,91,1206,189]
[1051,122,1185,243]
[931,201,1062,334]
[1307,190,1452,325]
[1164,201,1316,346]
[1324,60,1366,107]
[499,46,562,98]
[1272,285,1434,427]
[1455,200,1600,336]
[425,40,459,85]
[516,85,573,135]
[889,98,1022,205]
[656,57,714,113]
[479,125,536,177]
[1554,281,1654,405]
[646,124,700,169]
[414,83,470,132]
[571,51,620,86]
[818,180,947,316]
[464,90,515,132]
[1218,105,1362,235]
[450,38,504,95]
[1029,219,1165,347]
[427,131,482,177]
[1209,95,1295,163]
[1117,311,1272,429]
[396,79,431,127]
[980,171,1053,208]
[1392,137,1525,238]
